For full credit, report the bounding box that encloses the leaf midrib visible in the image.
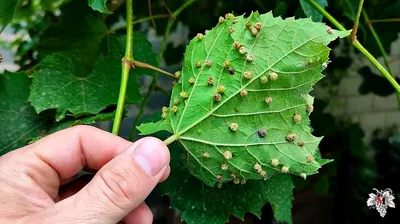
[175,19,328,139]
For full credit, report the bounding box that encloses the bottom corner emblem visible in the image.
[367,188,395,217]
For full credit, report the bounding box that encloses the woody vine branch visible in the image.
[305,0,400,95]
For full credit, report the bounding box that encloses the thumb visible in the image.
[78,137,170,222]
[24,137,170,224]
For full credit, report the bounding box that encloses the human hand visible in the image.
[0,125,170,224]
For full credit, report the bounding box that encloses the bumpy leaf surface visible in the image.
[300,0,328,22]
[159,142,294,224]
[139,12,349,186]
[0,72,50,155]
[88,0,112,14]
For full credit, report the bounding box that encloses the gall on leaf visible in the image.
[205,60,212,67]
[207,77,214,85]
[271,159,280,167]
[243,71,251,79]
[197,33,204,40]
[213,93,222,102]
[254,22,262,30]
[239,46,246,54]
[223,151,233,160]
[269,72,278,80]
[217,85,226,93]
[240,89,248,97]
[257,129,267,138]
[137,11,350,187]
[229,122,239,132]
[260,75,268,84]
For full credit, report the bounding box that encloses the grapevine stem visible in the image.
[128,0,196,140]
[368,18,400,24]
[305,0,400,94]
[109,14,171,33]
[362,11,392,74]
[112,0,134,135]
[350,0,364,41]
[363,10,400,108]
[133,60,178,79]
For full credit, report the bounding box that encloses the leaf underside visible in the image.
[139,12,349,187]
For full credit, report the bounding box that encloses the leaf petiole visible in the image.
[133,60,178,79]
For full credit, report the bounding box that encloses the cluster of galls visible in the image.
[203,150,248,187]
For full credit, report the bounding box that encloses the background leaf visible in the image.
[36,0,108,69]
[0,0,20,31]
[299,0,328,22]
[88,0,112,14]
[29,41,142,121]
[0,72,50,155]
[159,134,294,224]
[140,12,348,186]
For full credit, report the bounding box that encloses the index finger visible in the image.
[28,125,135,180]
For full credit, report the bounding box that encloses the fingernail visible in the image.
[133,138,169,176]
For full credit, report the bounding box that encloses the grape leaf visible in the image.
[138,12,349,186]
[0,71,50,155]
[48,110,117,133]
[159,142,294,224]
[0,0,20,31]
[29,37,142,121]
[36,0,108,69]
[300,0,328,22]
[25,110,120,145]
[88,0,112,14]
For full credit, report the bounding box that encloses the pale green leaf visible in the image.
[300,0,328,22]
[137,119,173,135]
[139,12,350,186]
[88,0,112,14]
[0,72,50,155]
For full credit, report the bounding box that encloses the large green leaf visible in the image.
[36,0,108,69]
[29,39,141,121]
[159,142,294,224]
[88,0,112,14]
[139,12,349,186]
[0,0,20,31]
[30,0,157,121]
[299,0,328,22]
[0,72,50,155]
